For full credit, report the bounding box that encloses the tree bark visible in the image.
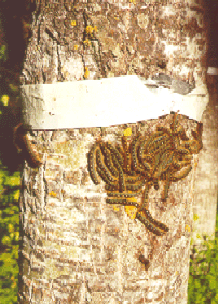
[190,74,218,252]
[190,1,218,250]
[18,1,207,303]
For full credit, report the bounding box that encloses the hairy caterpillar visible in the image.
[135,212,166,236]
[106,198,138,207]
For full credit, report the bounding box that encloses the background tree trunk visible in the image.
[18,1,208,303]
[191,75,218,248]
[190,1,218,251]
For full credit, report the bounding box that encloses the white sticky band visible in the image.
[20,75,208,129]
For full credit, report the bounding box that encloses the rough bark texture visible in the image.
[191,75,218,246]
[190,3,218,248]
[20,0,206,86]
[18,115,200,304]
[18,0,207,303]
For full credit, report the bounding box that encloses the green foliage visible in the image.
[0,44,7,62]
[0,16,8,63]
[188,213,218,304]
[0,8,21,301]
[0,166,20,304]
[0,12,20,301]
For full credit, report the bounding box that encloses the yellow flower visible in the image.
[71,20,77,26]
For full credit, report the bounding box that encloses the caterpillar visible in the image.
[131,134,141,170]
[87,143,101,185]
[137,182,151,212]
[161,177,171,202]
[105,184,119,191]
[110,153,125,193]
[154,151,174,179]
[132,138,152,174]
[125,174,143,183]
[95,148,118,185]
[169,164,192,182]
[106,198,138,207]
[99,143,119,178]
[143,130,166,152]
[121,136,132,172]
[141,208,169,232]
[126,182,144,192]
[107,192,137,198]
[105,142,124,167]
[135,212,166,236]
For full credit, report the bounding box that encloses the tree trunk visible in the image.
[191,74,218,249]
[190,1,218,250]
[18,1,207,303]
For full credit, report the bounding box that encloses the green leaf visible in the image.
[207,275,217,290]
[194,279,202,289]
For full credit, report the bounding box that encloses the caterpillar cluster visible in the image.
[88,113,203,236]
